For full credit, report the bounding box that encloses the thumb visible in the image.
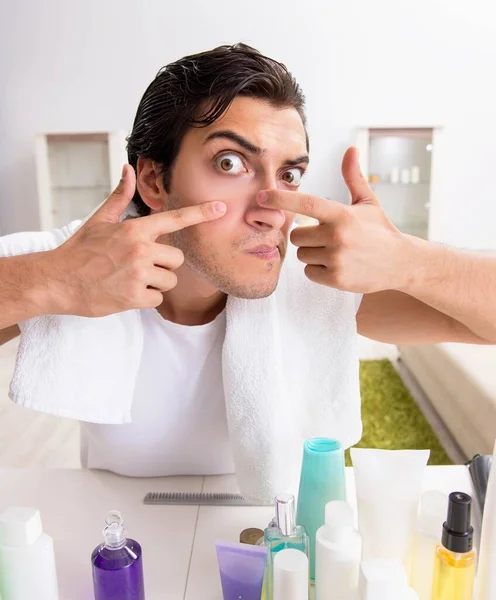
[90,164,137,223]
[342,147,379,206]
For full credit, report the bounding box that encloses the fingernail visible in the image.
[214,202,226,214]
[121,165,127,178]
[258,191,268,204]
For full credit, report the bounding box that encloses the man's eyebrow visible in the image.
[204,130,310,166]
[282,155,310,167]
[204,130,264,155]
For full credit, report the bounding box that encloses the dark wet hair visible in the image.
[126,43,308,216]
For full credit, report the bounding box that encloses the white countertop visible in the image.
[0,466,475,600]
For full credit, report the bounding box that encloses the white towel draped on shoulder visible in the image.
[0,214,362,503]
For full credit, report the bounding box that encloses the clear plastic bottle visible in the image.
[91,510,145,600]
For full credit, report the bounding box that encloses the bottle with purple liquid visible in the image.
[91,510,145,600]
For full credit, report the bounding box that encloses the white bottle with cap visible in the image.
[315,500,361,599]
[410,490,448,600]
[359,558,419,600]
[0,507,59,600]
[273,548,309,600]
[400,168,411,184]
[410,165,420,184]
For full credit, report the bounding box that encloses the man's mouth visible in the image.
[246,245,281,260]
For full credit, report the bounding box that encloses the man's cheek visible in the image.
[200,209,235,233]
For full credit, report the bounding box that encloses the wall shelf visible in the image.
[371,182,431,187]
[356,127,435,239]
[35,131,128,230]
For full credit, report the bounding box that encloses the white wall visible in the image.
[0,0,495,248]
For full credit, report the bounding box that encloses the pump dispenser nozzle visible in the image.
[275,494,296,537]
[442,492,474,553]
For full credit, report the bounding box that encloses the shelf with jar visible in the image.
[368,165,429,186]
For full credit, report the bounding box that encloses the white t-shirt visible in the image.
[80,308,235,476]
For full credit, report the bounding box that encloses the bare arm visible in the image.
[356,238,496,345]
[0,252,59,331]
[357,237,496,345]
[0,164,227,339]
[259,147,496,346]
[357,288,495,346]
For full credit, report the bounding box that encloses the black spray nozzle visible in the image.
[442,491,473,553]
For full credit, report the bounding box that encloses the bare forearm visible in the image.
[0,253,62,329]
[398,236,496,342]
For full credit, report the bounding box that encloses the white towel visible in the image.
[0,217,362,503]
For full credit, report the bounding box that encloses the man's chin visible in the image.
[229,288,277,300]
[221,277,280,300]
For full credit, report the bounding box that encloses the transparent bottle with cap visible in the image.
[315,500,361,600]
[91,510,145,600]
[263,493,309,599]
[431,492,476,600]
[0,506,59,600]
[410,490,448,600]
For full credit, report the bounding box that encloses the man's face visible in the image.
[163,96,309,299]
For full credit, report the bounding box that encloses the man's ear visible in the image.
[136,158,167,212]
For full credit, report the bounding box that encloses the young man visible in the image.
[0,44,495,497]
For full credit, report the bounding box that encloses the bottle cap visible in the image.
[273,548,309,600]
[325,500,355,542]
[103,510,127,549]
[0,507,43,547]
[417,490,448,537]
[442,491,473,553]
[359,558,408,600]
[275,493,296,536]
[239,528,264,545]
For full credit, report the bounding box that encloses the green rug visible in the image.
[345,359,452,466]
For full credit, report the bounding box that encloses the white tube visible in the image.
[475,439,496,600]
[273,548,308,600]
[350,448,430,574]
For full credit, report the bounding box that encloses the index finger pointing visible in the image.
[137,201,227,238]
[257,190,345,223]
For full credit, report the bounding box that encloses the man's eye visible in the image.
[282,168,303,187]
[216,153,245,175]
